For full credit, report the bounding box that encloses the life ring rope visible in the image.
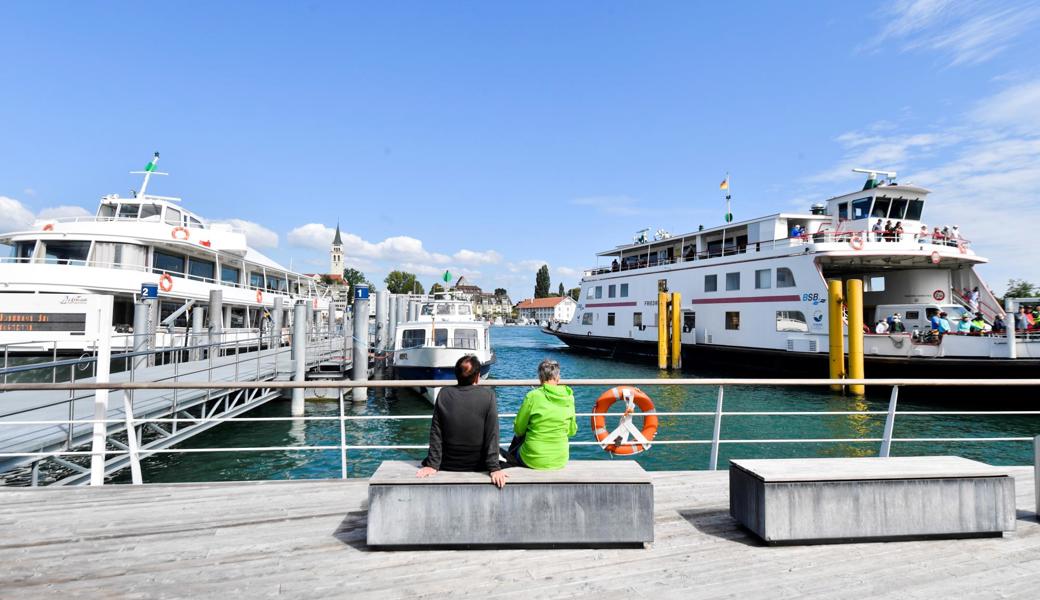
[590,386,658,455]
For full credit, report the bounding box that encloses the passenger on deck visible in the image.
[1015,307,1031,330]
[969,287,981,313]
[611,259,619,272]
[789,224,802,238]
[507,359,577,470]
[992,315,1006,333]
[956,315,972,334]
[894,221,904,241]
[937,312,952,334]
[932,227,944,244]
[970,313,987,334]
[888,313,906,333]
[416,355,508,488]
[872,219,884,242]
[883,220,894,241]
[919,224,929,241]
[875,319,889,334]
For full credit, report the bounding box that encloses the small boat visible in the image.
[392,294,495,404]
[492,316,505,326]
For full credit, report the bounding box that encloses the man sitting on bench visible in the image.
[416,355,508,488]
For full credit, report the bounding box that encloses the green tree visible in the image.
[385,270,424,294]
[342,267,369,289]
[1003,279,1038,303]
[568,287,581,301]
[430,283,445,295]
[535,264,551,299]
[494,287,508,297]
[558,282,565,297]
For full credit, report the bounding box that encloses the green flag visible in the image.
[442,270,451,283]
[145,158,157,172]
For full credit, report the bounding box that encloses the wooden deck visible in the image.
[2,467,1038,599]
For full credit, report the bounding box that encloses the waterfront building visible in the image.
[516,296,577,323]
[304,223,349,301]
[449,276,513,319]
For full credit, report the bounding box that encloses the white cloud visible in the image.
[216,218,279,249]
[869,0,1038,66]
[971,80,1040,134]
[453,249,502,265]
[0,196,36,232]
[37,205,91,220]
[555,266,580,278]
[22,188,36,197]
[286,223,336,250]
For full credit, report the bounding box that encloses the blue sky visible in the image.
[2,1,1038,297]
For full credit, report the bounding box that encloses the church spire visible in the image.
[333,222,343,246]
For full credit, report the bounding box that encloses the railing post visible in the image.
[879,385,899,457]
[122,391,143,484]
[339,386,348,479]
[709,385,724,470]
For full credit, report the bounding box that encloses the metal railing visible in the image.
[1,377,1037,486]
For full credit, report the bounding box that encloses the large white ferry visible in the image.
[546,170,1040,376]
[0,153,332,354]
[392,294,495,404]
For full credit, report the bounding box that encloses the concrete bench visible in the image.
[366,460,654,548]
[729,456,1016,545]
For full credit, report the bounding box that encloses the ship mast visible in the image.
[130,152,168,198]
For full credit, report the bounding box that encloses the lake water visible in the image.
[120,326,1040,483]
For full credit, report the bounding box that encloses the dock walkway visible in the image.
[2,466,1037,599]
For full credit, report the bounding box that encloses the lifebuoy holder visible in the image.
[171,226,190,241]
[591,386,659,455]
[849,233,864,251]
[159,273,173,292]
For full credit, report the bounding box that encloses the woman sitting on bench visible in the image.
[507,359,578,470]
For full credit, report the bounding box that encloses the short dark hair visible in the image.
[454,355,482,386]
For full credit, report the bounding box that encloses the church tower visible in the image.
[330,223,344,276]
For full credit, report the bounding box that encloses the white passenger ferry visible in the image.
[0,154,332,354]
[392,294,495,404]
[545,170,1040,376]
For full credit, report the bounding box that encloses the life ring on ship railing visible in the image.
[313,297,318,309]
[159,273,173,292]
[848,233,864,251]
[957,241,967,254]
[591,386,658,456]
[171,226,190,241]
[256,290,263,304]
[42,223,54,232]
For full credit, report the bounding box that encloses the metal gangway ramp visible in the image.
[0,329,350,486]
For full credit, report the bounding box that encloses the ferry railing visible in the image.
[0,378,1038,486]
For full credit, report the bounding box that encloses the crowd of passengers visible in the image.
[869,304,1040,342]
[785,221,966,246]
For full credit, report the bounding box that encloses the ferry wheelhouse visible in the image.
[0,154,332,354]
[546,170,1040,376]
[393,295,495,404]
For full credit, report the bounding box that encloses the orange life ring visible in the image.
[957,240,967,254]
[848,233,864,250]
[42,223,54,232]
[159,273,173,292]
[591,386,658,455]
[312,297,318,309]
[171,226,190,241]
[256,290,263,304]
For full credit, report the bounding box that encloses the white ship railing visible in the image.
[27,215,246,234]
[0,377,1037,486]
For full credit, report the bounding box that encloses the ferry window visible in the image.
[581,313,593,325]
[607,312,615,326]
[633,312,642,327]
[152,250,185,274]
[776,268,796,288]
[118,204,140,219]
[888,197,908,219]
[595,286,603,299]
[658,279,668,292]
[683,311,696,332]
[401,329,425,349]
[249,272,264,288]
[452,328,478,349]
[838,202,848,220]
[229,308,246,328]
[725,311,740,330]
[608,284,616,298]
[905,310,920,320]
[98,204,116,219]
[776,310,808,332]
[725,272,740,291]
[866,276,885,292]
[221,265,240,285]
[620,283,629,297]
[188,217,203,229]
[851,198,871,220]
[755,268,771,289]
[905,199,925,221]
[437,303,453,315]
[159,301,189,328]
[188,258,216,282]
[458,304,472,315]
[434,328,448,347]
[871,197,890,219]
[140,204,161,220]
[421,303,434,316]
[11,241,35,260]
[704,274,717,292]
[164,207,182,226]
[266,274,287,292]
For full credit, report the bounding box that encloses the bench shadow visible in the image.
[678,508,764,547]
[1016,509,1039,525]
[333,510,371,551]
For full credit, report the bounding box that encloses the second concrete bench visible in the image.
[730,456,1016,544]
[366,460,654,548]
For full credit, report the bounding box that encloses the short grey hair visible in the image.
[538,359,560,383]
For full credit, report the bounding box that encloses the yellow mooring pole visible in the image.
[670,291,682,369]
[827,279,845,391]
[846,278,865,396]
[657,291,668,369]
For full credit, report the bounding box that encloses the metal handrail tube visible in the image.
[2,377,1040,392]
